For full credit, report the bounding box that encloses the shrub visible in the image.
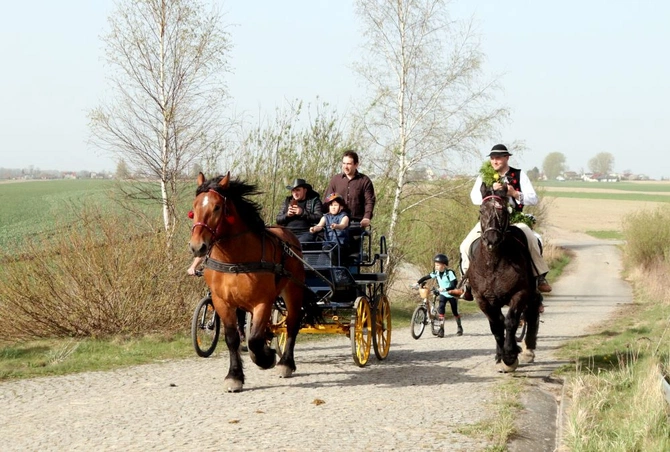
[0,206,200,342]
[622,207,670,267]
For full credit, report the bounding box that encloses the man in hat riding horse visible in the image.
[453,144,552,301]
[276,178,323,243]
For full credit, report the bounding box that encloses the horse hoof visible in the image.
[519,349,535,364]
[277,364,294,378]
[223,378,243,393]
[497,358,519,373]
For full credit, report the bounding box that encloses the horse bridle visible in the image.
[481,194,510,237]
[190,189,233,242]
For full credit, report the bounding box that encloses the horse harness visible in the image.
[204,229,305,288]
[193,187,306,288]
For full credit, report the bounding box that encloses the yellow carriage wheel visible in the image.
[350,296,372,367]
[372,294,391,360]
[271,308,287,355]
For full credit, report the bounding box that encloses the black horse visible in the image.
[468,183,540,372]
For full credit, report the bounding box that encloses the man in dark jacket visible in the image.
[276,178,323,243]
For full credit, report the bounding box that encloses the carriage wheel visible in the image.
[350,296,372,367]
[372,294,391,360]
[515,318,527,343]
[191,297,220,358]
[410,305,427,340]
[270,307,287,355]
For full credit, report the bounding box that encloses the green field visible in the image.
[538,180,670,192]
[541,190,670,202]
[0,179,117,250]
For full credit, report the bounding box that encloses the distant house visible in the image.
[63,172,77,179]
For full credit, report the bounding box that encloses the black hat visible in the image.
[286,178,312,191]
[488,144,512,157]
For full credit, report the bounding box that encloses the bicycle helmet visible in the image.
[433,253,449,265]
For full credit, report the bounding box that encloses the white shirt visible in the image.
[469,170,538,207]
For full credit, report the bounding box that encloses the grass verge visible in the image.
[585,230,624,240]
[457,376,524,452]
[0,334,194,381]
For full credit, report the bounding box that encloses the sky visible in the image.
[1,0,668,179]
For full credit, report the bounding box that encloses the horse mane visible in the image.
[196,175,266,234]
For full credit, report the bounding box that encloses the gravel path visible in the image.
[0,231,630,451]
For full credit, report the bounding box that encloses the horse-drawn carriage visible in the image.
[189,172,391,392]
[266,228,390,366]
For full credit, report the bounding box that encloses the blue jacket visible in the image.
[417,269,458,297]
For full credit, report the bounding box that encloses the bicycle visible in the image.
[190,270,249,358]
[191,271,285,357]
[409,283,445,339]
[191,293,220,357]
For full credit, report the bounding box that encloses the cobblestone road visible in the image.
[0,232,630,451]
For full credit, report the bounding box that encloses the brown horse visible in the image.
[467,183,540,372]
[189,172,307,392]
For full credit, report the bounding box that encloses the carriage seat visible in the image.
[305,267,359,305]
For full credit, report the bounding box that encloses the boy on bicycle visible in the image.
[416,254,463,337]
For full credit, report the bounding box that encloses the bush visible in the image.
[623,207,670,267]
[0,206,200,342]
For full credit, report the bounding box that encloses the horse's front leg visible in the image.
[221,313,245,393]
[248,303,277,370]
[479,302,505,364]
[501,297,525,372]
[275,286,305,378]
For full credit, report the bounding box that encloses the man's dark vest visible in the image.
[504,166,524,211]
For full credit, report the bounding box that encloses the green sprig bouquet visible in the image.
[479,160,537,229]
[479,161,499,188]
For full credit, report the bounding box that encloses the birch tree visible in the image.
[354,0,508,247]
[89,0,232,245]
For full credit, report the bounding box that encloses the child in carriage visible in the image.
[416,253,463,337]
[309,193,350,252]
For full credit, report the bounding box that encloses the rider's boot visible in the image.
[538,273,552,293]
[437,315,445,338]
[455,316,463,336]
[449,278,473,301]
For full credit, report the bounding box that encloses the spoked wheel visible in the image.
[410,306,427,340]
[516,318,527,343]
[270,307,287,355]
[192,297,220,357]
[372,294,391,360]
[350,296,372,367]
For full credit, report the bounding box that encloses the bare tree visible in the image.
[89,0,232,245]
[542,152,567,180]
[588,152,615,175]
[353,0,508,248]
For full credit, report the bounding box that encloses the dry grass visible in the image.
[543,196,666,233]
